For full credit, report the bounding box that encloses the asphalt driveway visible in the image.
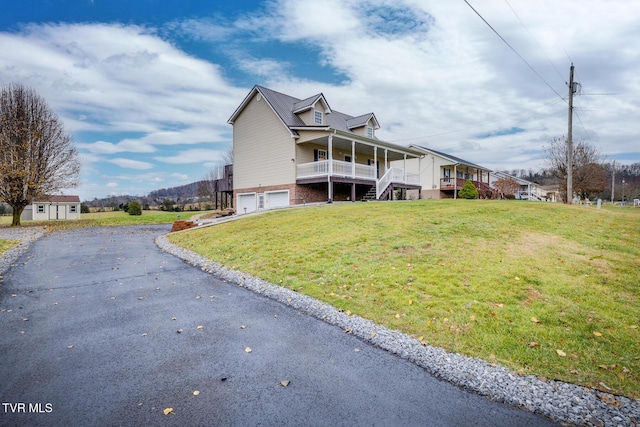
[0,225,557,426]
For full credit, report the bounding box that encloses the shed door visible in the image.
[237,194,256,214]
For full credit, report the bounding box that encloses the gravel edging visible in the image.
[0,227,46,275]
[157,234,639,427]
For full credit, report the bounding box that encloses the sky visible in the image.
[1,0,638,201]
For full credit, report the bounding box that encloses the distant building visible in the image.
[21,195,81,221]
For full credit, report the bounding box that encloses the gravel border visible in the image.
[157,233,639,427]
[0,227,46,276]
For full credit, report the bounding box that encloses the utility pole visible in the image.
[566,63,575,204]
[611,160,615,203]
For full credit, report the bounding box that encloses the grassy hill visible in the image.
[168,200,640,398]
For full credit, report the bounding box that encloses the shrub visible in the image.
[128,200,142,216]
[458,180,479,199]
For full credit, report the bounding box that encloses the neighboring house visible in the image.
[394,146,492,199]
[489,171,547,201]
[228,85,423,213]
[21,196,81,221]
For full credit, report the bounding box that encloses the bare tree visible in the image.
[0,83,81,226]
[493,177,520,199]
[545,136,606,203]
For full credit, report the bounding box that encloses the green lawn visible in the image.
[168,200,640,398]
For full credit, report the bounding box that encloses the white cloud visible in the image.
[108,158,154,170]
[155,148,225,164]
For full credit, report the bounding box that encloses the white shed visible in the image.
[21,195,82,221]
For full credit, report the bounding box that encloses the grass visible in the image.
[168,200,640,398]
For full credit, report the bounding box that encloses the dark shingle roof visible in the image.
[254,85,376,135]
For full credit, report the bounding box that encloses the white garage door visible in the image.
[266,191,289,209]
[237,193,257,214]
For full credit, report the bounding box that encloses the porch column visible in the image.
[351,140,356,178]
[403,154,407,183]
[351,183,356,202]
[328,134,333,202]
[374,147,378,178]
[384,149,388,174]
[454,164,457,199]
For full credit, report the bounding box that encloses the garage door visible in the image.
[237,193,257,214]
[265,191,289,209]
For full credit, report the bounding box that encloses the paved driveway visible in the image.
[0,226,557,426]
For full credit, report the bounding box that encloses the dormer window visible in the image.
[367,126,373,138]
[314,110,323,125]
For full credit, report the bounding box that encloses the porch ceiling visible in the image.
[297,134,415,162]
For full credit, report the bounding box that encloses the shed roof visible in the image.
[34,195,81,203]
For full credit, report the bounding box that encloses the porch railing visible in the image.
[376,168,420,199]
[297,160,376,181]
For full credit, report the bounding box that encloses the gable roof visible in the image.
[228,85,380,138]
[411,145,491,171]
[34,195,81,203]
[292,93,332,114]
[346,113,379,130]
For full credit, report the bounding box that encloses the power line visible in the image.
[503,0,565,84]
[463,0,566,102]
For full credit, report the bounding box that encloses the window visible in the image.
[314,110,323,125]
[314,149,327,161]
[367,126,373,138]
[37,205,45,213]
[70,205,77,213]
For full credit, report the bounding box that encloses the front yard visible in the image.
[168,200,640,398]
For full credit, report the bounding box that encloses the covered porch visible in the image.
[295,130,422,201]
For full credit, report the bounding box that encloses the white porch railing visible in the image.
[376,168,420,199]
[297,160,376,181]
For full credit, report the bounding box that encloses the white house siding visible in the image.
[395,155,452,199]
[233,92,296,191]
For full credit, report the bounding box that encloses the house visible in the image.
[21,195,81,221]
[489,171,547,201]
[394,146,492,199]
[228,85,423,213]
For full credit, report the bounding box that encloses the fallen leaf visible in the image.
[155,287,161,291]
[280,380,290,387]
[370,333,376,338]
[556,349,566,357]
[171,317,177,321]
[354,348,360,352]
[67,345,75,349]
[177,329,183,333]
[530,317,540,323]
[527,342,539,348]
[629,325,638,329]
[569,353,579,359]
[593,331,602,337]
[245,347,252,353]
[141,333,147,337]
[240,325,247,329]
[22,317,29,322]
[597,393,620,408]
[514,277,520,281]
[197,325,204,330]
[163,407,174,415]
[193,391,200,396]
[408,300,413,305]
[395,314,401,319]
[598,365,609,370]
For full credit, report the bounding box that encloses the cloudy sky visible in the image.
[2,0,638,200]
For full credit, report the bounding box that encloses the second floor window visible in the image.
[314,110,323,125]
[367,126,373,138]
